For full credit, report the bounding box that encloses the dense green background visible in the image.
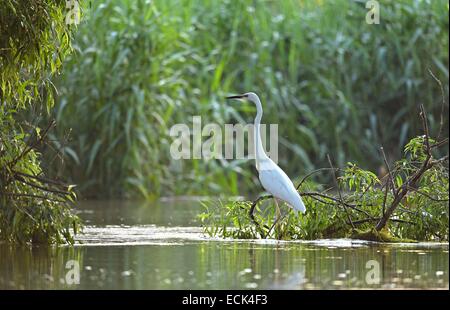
[50,0,449,198]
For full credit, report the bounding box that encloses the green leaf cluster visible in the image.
[0,0,82,244]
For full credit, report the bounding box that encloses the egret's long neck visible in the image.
[252,96,269,169]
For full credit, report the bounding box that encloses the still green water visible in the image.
[0,199,448,289]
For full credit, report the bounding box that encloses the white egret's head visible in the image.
[225,92,259,102]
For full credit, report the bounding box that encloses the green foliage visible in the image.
[52,0,254,197]
[404,135,436,160]
[0,0,73,109]
[199,137,449,242]
[0,108,82,245]
[0,0,82,244]
[53,0,449,198]
[199,200,260,239]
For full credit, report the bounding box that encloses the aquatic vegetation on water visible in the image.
[200,133,449,242]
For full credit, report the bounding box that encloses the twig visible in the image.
[376,105,436,231]
[13,205,37,224]
[428,69,447,142]
[3,192,66,203]
[13,170,70,187]
[351,217,415,226]
[381,178,389,217]
[419,104,431,156]
[431,155,449,165]
[430,138,448,149]
[406,186,449,202]
[14,175,70,196]
[380,146,397,196]
[301,192,373,218]
[7,120,55,169]
[296,167,340,190]
[327,154,355,229]
[357,179,374,202]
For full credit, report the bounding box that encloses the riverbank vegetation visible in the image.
[0,0,82,244]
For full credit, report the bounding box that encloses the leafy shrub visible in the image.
[0,0,82,244]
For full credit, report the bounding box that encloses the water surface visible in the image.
[0,199,448,289]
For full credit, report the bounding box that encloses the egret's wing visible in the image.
[259,167,296,202]
[259,166,306,213]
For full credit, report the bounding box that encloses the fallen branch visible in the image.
[375,104,448,231]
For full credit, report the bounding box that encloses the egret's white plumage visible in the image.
[226,92,306,214]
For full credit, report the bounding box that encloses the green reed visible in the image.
[52,0,448,198]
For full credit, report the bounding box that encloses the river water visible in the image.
[0,199,448,289]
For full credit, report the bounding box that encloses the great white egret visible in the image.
[225,92,306,219]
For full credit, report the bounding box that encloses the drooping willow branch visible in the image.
[6,120,55,170]
[1,119,75,205]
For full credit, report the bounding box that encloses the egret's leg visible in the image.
[274,198,281,221]
[274,198,282,239]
